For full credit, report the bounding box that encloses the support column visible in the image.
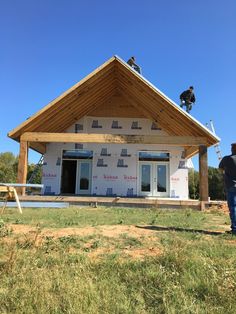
[199,145,208,208]
[17,140,28,195]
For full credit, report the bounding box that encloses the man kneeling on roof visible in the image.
[127,56,141,74]
[180,86,196,113]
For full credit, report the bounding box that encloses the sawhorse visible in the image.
[0,184,22,214]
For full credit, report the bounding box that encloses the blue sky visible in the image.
[0,0,235,168]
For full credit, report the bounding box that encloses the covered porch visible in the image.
[16,131,209,207]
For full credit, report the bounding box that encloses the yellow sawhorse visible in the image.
[0,185,22,214]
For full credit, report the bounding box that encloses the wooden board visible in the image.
[21,132,207,146]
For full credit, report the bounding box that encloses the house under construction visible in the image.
[8,56,220,206]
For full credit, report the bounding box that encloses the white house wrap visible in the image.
[8,56,219,201]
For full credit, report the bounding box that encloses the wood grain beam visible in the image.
[21,132,207,145]
[17,140,28,195]
[199,145,209,204]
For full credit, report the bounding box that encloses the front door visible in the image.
[139,162,169,197]
[76,161,92,195]
[61,160,77,194]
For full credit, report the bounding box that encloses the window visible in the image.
[139,152,169,162]
[62,150,93,159]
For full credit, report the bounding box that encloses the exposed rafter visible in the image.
[8,55,220,156]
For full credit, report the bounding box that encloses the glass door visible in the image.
[140,164,152,194]
[139,162,169,197]
[154,164,168,197]
[76,161,92,195]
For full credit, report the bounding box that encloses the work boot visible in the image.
[225,230,236,235]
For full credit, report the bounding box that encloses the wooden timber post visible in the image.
[199,145,208,210]
[17,140,28,195]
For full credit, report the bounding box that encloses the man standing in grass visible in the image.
[219,143,236,235]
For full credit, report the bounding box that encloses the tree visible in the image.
[27,163,42,184]
[208,166,225,200]
[188,169,199,199]
[0,152,42,184]
[188,167,225,200]
[0,152,18,183]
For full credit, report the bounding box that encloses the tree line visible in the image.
[0,152,41,184]
[188,167,225,200]
[0,152,225,200]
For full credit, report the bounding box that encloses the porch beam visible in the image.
[199,145,209,205]
[21,132,207,146]
[17,140,28,196]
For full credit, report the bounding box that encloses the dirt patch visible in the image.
[8,224,158,239]
[122,247,161,259]
[208,202,228,214]
[4,224,163,260]
[220,203,229,214]
[88,246,162,261]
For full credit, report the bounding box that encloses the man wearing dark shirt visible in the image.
[219,143,236,234]
[127,56,141,74]
[180,86,196,113]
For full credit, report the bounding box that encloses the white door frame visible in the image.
[76,160,92,195]
[139,161,169,197]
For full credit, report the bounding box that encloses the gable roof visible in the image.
[8,55,220,157]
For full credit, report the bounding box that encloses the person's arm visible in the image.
[180,91,185,100]
[219,158,225,171]
[191,93,196,103]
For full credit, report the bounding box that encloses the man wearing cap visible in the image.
[219,143,236,235]
[180,86,196,113]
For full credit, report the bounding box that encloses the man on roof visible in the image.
[127,56,141,74]
[179,86,196,113]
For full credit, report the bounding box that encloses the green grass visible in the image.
[1,206,229,230]
[1,206,236,313]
